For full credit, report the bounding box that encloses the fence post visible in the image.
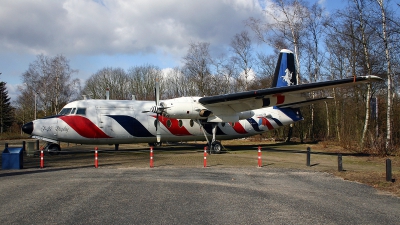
[338,154,343,172]
[386,159,392,182]
[306,147,311,167]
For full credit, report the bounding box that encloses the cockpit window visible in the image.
[58,108,72,115]
[76,108,86,115]
[58,107,86,115]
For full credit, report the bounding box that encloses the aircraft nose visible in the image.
[22,122,34,135]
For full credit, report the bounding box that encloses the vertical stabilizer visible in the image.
[272,49,297,88]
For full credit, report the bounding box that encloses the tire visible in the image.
[48,143,61,155]
[148,142,162,147]
[211,141,222,154]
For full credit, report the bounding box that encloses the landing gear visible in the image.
[211,141,222,154]
[197,120,223,154]
[45,142,61,155]
[148,142,162,147]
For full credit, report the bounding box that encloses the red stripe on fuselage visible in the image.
[259,117,274,130]
[230,122,247,134]
[153,116,192,136]
[59,115,111,138]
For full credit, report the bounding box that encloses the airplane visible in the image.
[21,49,382,153]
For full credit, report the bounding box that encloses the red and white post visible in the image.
[94,147,98,168]
[150,146,154,168]
[203,146,207,168]
[40,148,44,169]
[257,146,262,167]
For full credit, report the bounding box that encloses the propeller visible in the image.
[155,80,161,143]
[141,79,166,143]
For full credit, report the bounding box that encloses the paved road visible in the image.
[0,167,399,224]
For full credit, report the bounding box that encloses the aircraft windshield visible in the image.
[58,108,72,115]
[58,107,86,115]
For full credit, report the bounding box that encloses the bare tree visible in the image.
[254,52,276,89]
[127,65,163,101]
[21,54,79,116]
[230,31,254,91]
[163,67,197,98]
[248,0,310,83]
[211,53,237,94]
[182,42,212,96]
[248,0,311,142]
[82,67,130,100]
[375,0,394,153]
[303,2,326,141]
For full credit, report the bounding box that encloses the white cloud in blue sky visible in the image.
[0,0,337,102]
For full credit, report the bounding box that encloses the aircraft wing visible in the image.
[198,75,381,113]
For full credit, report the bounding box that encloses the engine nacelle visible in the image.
[238,110,255,120]
[163,97,207,120]
[163,97,255,121]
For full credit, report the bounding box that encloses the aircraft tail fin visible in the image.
[272,49,297,88]
[272,49,301,120]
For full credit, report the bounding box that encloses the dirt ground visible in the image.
[1,138,399,197]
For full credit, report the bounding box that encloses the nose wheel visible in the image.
[44,143,61,155]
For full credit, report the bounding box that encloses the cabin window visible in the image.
[178,120,183,128]
[190,119,194,127]
[166,119,172,128]
[221,122,225,127]
[76,108,86,115]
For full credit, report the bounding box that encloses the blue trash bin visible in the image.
[2,147,24,169]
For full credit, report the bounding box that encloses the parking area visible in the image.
[1,140,400,224]
[1,166,400,224]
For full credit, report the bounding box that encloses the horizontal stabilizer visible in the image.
[279,97,334,108]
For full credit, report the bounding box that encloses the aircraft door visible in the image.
[99,113,112,135]
[97,107,135,138]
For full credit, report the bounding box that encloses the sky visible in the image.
[0,0,343,103]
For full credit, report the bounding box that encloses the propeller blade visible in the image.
[155,78,161,143]
[156,114,161,143]
[155,79,160,107]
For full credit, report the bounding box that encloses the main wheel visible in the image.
[211,141,222,154]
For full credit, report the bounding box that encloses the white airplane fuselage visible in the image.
[27,97,302,145]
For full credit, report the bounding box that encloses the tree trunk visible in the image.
[376,0,392,153]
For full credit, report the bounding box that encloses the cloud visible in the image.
[0,0,264,57]
[4,83,20,105]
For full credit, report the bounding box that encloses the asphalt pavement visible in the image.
[0,167,399,224]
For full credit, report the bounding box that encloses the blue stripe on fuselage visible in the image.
[273,106,303,122]
[246,118,262,132]
[107,115,154,137]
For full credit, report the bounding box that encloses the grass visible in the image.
[0,138,399,197]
